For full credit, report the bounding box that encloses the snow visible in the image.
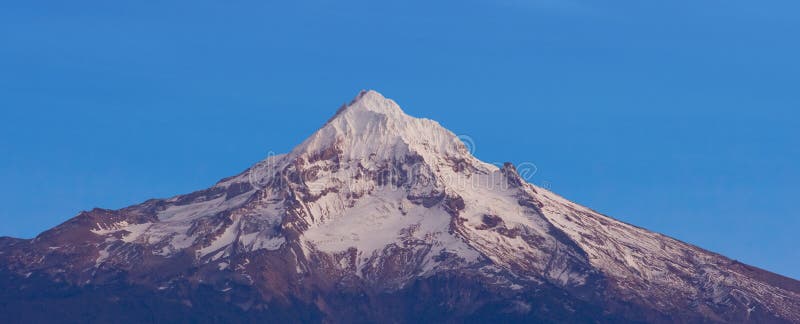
[303,188,462,257]
[292,90,470,166]
[91,221,131,235]
[157,188,254,221]
[95,248,110,267]
[120,223,153,243]
[198,217,240,259]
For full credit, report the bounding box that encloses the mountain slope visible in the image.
[1,90,798,323]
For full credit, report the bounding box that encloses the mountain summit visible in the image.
[295,90,466,162]
[1,91,798,323]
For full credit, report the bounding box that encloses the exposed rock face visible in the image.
[1,90,798,323]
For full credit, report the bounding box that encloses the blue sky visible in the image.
[1,1,798,279]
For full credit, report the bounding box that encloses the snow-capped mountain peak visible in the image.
[291,89,471,165]
[339,89,406,117]
[1,90,798,323]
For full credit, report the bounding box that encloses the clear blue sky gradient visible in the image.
[1,1,798,278]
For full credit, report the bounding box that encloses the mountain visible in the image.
[1,90,798,323]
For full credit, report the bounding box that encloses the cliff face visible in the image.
[1,90,798,323]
